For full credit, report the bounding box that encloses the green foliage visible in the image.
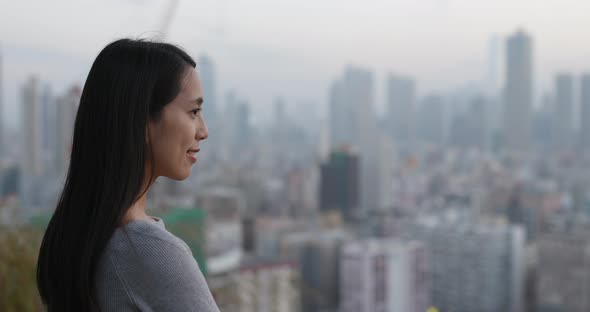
[0,225,44,312]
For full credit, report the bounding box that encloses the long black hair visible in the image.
[36,38,196,311]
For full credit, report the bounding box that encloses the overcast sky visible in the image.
[1,0,590,128]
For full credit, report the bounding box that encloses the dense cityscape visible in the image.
[2,6,590,312]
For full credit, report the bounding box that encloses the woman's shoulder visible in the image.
[96,217,220,311]
[109,216,192,257]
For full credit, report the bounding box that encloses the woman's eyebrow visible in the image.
[189,97,204,106]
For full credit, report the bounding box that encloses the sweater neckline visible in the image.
[122,216,165,230]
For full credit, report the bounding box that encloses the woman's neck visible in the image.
[120,193,149,225]
[120,171,155,226]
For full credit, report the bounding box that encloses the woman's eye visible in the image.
[191,108,201,116]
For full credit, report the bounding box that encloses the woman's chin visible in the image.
[166,170,190,181]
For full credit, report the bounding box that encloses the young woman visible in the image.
[37,39,220,311]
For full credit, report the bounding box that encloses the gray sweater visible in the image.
[95,217,220,312]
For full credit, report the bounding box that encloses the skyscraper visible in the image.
[55,86,81,174]
[330,66,376,146]
[450,97,489,151]
[300,231,350,312]
[487,35,503,95]
[580,74,590,150]
[41,85,56,173]
[533,94,554,148]
[329,65,380,214]
[553,74,574,150]
[235,100,251,149]
[503,30,533,152]
[320,148,360,220]
[340,239,431,312]
[329,79,351,148]
[400,217,526,312]
[219,91,251,163]
[20,76,45,209]
[21,76,44,176]
[198,55,217,131]
[386,74,416,145]
[417,95,446,145]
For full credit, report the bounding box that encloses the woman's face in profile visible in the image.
[147,68,208,180]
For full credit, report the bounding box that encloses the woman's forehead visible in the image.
[178,68,202,99]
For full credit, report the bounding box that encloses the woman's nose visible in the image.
[196,121,208,141]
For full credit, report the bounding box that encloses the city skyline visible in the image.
[2,0,590,128]
[4,2,590,311]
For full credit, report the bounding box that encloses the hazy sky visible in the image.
[1,0,590,127]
